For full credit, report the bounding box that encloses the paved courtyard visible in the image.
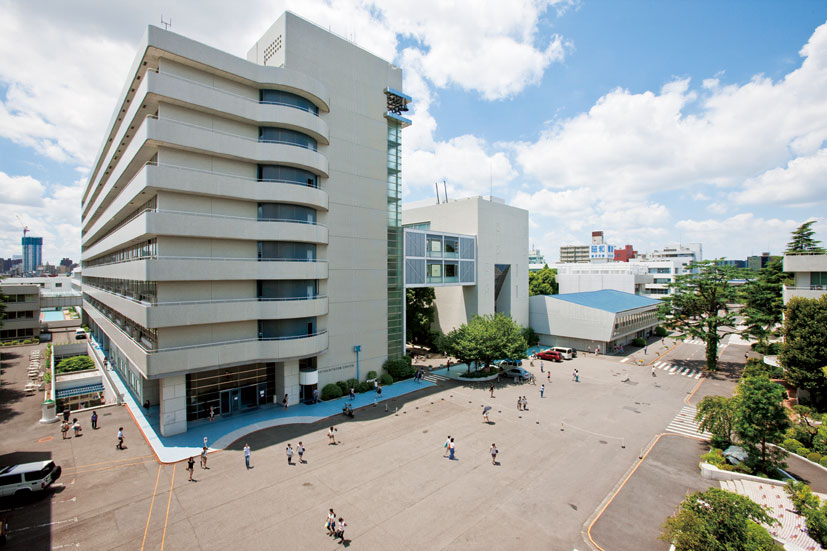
[2,341,715,551]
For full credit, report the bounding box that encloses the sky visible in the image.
[1,0,826,265]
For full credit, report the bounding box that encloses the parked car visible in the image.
[537,350,563,362]
[0,461,62,498]
[495,359,523,367]
[500,366,532,382]
[74,329,87,340]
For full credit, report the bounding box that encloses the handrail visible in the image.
[151,330,328,354]
[783,285,826,291]
[83,255,327,269]
[148,68,320,116]
[147,115,318,151]
[84,283,326,307]
[784,251,827,256]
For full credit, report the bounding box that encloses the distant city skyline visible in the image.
[1,1,826,263]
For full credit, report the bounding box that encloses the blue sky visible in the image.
[0,0,826,265]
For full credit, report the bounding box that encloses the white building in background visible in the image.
[556,263,652,295]
[402,196,529,334]
[782,253,827,304]
[80,13,412,436]
[529,246,547,272]
[643,243,702,264]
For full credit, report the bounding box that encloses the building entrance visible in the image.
[187,363,276,421]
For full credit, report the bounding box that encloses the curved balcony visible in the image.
[83,209,328,260]
[82,257,328,282]
[145,116,329,177]
[144,70,329,144]
[84,284,328,329]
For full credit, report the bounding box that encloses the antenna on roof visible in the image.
[161,15,172,30]
[489,162,493,201]
[443,180,448,203]
[435,182,441,204]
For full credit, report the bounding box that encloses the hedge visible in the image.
[821,457,827,468]
[797,447,811,457]
[783,438,805,452]
[807,452,822,464]
[384,358,415,381]
[379,373,393,386]
[321,383,343,401]
[56,356,95,374]
[366,370,377,380]
[357,381,372,393]
[335,381,348,395]
[655,326,668,337]
[632,337,646,347]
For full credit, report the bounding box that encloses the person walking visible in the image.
[63,408,71,424]
[297,442,305,464]
[91,410,98,430]
[644,345,648,355]
[72,418,82,437]
[443,436,451,457]
[286,443,294,465]
[489,383,495,398]
[313,388,319,404]
[540,384,545,398]
[517,396,522,411]
[540,360,544,373]
[201,446,208,469]
[282,393,288,410]
[61,421,70,439]
[547,371,551,382]
[328,426,337,445]
[349,387,356,400]
[187,456,195,481]
[244,443,251,469]
[209,406,215,422]
[574,369,579,383]
[652,366,656,377]
[521,396,528,410]
[116,427,124,449]
[482,409,489,423]
[335,517,347,543]
[448,438,456,460]
[327,509,336,536]
[490,443,498,465]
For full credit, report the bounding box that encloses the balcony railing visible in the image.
[150,330,328,354]
[83,255,328,269]
[84,282,326,307]
[147,115,320,151]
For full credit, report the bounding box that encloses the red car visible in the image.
[537,350,563,362]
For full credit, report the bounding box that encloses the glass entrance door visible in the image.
[220,389,240,415]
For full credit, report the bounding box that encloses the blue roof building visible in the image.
[529,289,661,353]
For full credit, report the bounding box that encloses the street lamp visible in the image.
[353,345,361,380]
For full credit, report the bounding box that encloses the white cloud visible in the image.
[0,171,45,206]
[675,214,800,258]
[731,148,827,206]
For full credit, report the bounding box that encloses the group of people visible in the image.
[60,408,100,439]
[285,442,306,464]
[326,509,347,543]
[516,396,529,411]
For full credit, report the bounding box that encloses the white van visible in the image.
[551,346,575,360]
[74,328,87,340]
[0,460,62,498]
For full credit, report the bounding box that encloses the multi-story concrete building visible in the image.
[782,253,827,304]
[80,13,411,435]
[528,246,546,272]
[643,243,702,265]
[559,245,590,263]
[402,196,528,334]
[0,283,41,341]
[556,263,652,295]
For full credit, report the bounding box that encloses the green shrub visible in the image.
[632,337,646,347]
[751,342,781,355]
[733,463,753,474]
[797,447,812,457]
[23,339,33,344]
[820,457,827,468]
[380,373,393,385]
[346,378,359,392]
[807,452,822,463]
[321,383,343,401]
[655,326,668,337]
[366,370,377,380]
[784,438,805,452]
[384,358,415,381]
[701,448,727,467]
[335,381,348,395]
[55,356,95,373]
[357,381,372,393]
[521,327,540,347]
[43,371,51,384]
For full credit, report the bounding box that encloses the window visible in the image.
[427,262,442,284]
[257,241,316,261]
[444,262,458,282]
[55,283,62,288]
[258,127,317,151]
[259,89,318,115]
[811,272,827,286]
[257,280,318,300]
[444,237,459,258]
[257,164,318,188]
[426,235,442,257]
[257,203,316,224]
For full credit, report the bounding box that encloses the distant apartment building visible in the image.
[22,236,43,274]
[747,252,780,271]
[782,252,827,304]
[528,246,547,272]
[559,245,590,263]
[613,244,637,262]
[642,243,702,264]
[0,283,40,341]
[80,13,411,436]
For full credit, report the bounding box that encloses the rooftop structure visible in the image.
[782,252,827,304]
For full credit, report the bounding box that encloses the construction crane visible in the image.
[15,215,29,237]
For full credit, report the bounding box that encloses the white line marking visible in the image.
[9,517,78,533]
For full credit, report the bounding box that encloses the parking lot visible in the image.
[2,342,723,550]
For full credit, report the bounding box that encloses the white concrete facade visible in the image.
[80,13,408,435]
[782,253,827,304]
[556,263,653,295]
[402,196,529,334]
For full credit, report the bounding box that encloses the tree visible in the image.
[741,258,786,349]
[406,287,436,346]
[660,487,778,551]
[528,266,558,296]
[786,221,826,254]
[695,395,738,448]
[786,481,827,546]
[734,376,790,474]
[779,295,827,410]
[442,313,527,372]
[659,260,740,371]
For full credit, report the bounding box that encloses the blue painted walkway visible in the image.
[90,338,434,463]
